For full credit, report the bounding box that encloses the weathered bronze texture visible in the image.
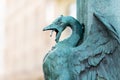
[43,12,120,80]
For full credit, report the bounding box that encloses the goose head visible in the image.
[43,15,69,43]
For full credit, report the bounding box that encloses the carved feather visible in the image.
[69,12,120,80]
[43,13,120,80]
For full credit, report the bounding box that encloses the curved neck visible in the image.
[60,19,83,47]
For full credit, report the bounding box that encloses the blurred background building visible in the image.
[0,0,76,80]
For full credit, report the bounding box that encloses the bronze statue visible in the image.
[43,12,120,80]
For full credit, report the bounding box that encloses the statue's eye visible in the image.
[59,22,63,25]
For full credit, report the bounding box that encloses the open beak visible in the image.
[43,24,62,43]
[43,24,60,41]
[43,25,57,37]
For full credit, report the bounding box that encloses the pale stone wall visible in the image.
[0,0,6,76]
[5,0,47,79]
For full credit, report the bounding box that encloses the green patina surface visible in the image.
[43,12,120,80]
[43,15,83,80]
[42,0,120,79]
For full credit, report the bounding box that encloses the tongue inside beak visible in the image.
[50,30,54,37]
[43,26,61,43]
[49,30,61,43]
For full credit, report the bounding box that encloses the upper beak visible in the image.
[43,24,55,31]
[43,26,50,31]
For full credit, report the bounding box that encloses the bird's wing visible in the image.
[69,12,120,80]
